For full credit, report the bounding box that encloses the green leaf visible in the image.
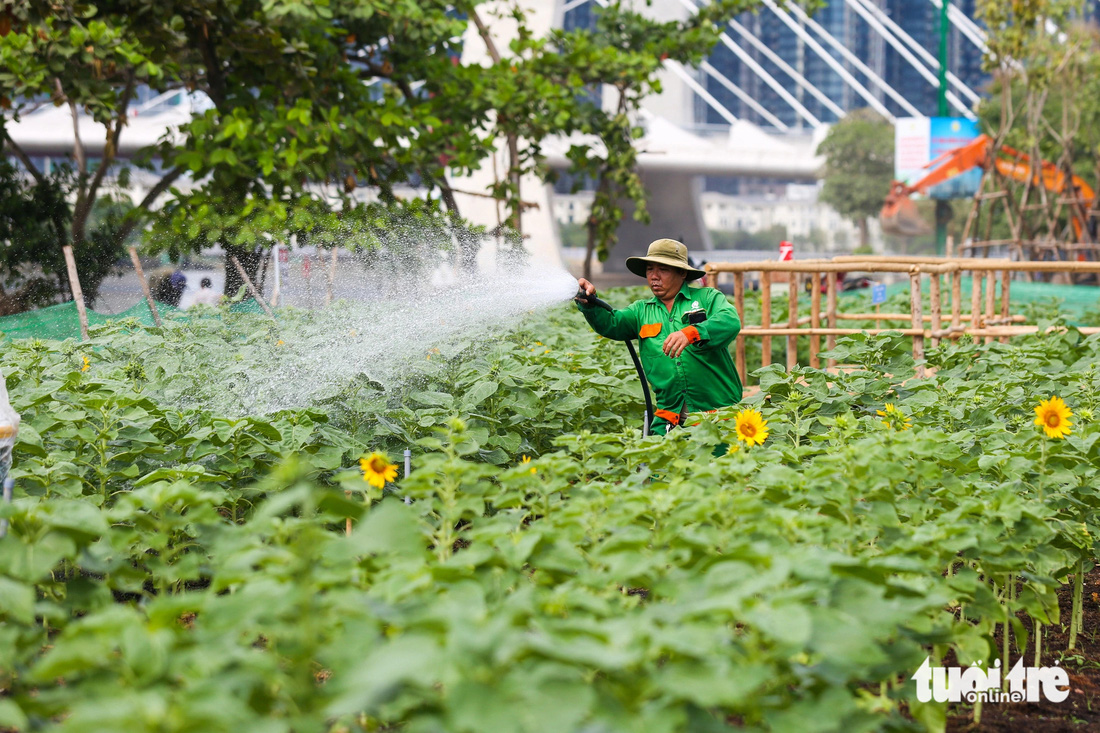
[0,699,28,730]
[0,576,35,623]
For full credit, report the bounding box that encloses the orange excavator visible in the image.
[881,133,1096,240]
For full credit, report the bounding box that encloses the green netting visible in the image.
[841,277,1100,327]
[0,298,266,341]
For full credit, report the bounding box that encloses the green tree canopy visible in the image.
[2,0,794,306]
[816,108,894,250]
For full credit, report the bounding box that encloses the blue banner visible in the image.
[927,118,982,200]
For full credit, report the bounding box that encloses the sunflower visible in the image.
[734,408,769,446]
[1034,396,1072,439]
[876,403,912,430]
[521,455,536,474]
[360,452,398,489]
[80,355,90,372]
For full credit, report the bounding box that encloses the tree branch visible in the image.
[114,164,187,244]
[392,77,462,219]
[195,21,227,109]
[74,72,136,244]
[1,135,45,186]
[57,78,86,177]
[470,8,522,235]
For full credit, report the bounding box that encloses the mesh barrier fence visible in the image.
[841,277,1100,327]
[0,299,267,341]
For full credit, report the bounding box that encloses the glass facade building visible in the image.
[701,0,989,129]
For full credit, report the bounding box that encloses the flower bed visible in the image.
[1,295,1098,731]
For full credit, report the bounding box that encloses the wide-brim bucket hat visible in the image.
[625,238,706,281]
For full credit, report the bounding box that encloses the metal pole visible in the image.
[938,0,950,116]
[403,449,412,504]
[271,244,282,307]
[935,0,952,256]
[0,477,12,538]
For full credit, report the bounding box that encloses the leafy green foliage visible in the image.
[974,0,1099,250]
[816,109,895,250]
[1,294,1100,730]
[0,1,176,307]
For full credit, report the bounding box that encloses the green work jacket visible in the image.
[578,284,743,432]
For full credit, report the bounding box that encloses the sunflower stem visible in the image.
[1038,439,1047,503]
[1034,616,1042,667]
[345,490,353,536]
[1069,558,1083,651]
[1003,573,1011,678]
[1075,558,1085,638]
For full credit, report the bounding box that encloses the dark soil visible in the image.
[945,568,1100,731]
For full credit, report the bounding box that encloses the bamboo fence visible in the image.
[704,257,1100,383]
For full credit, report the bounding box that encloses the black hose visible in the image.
[576,290,654,435]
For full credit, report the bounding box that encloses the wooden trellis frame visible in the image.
[704,257,1100,383]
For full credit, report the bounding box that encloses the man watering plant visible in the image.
[575,238,742,435]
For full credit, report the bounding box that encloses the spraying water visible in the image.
[161,258,580,416]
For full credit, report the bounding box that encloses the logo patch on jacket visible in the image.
[639,323,662,338]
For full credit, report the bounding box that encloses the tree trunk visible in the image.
[858,218,870,252]
[224,245,264,300]
[469,9,522,239]
[583,216,597,281]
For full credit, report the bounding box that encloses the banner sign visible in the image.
[778,240,794,261]
[895,117,982,200]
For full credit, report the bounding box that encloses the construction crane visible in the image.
[881,133,1096,242]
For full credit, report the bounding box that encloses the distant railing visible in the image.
[703,256,1100,381]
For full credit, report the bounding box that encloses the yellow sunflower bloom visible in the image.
[521,454,536,474]
[876,403,912,430]
[734,408,769,446]
[80,355,90,372]
[360,452,398,489]
[1034,396,1072,439]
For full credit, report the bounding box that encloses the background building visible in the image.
[701,0,988,129]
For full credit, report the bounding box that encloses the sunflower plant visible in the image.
[1034,395,1072,439]
[6,295,1100,731]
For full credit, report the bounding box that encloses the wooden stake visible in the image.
[984,269,997,345]
[733,271,746,384]
[128,247,162,327]
[826,271,837,369]
[761,272,772,369]
[929,273,941,348]
[1000,269,1011,344]
[970,270,983,333]
[951,269,962,330]
[230,256,276,317]
[787,273,798,371]
[62,245,89,341]
[910,271,924,371]
[810,272,821,368]
[946,234,955,259]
